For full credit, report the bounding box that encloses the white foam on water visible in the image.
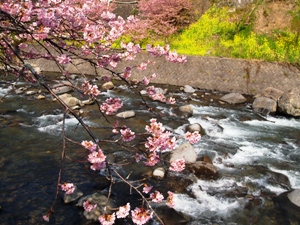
[222,142,280,165]
[268,166,300,189]
[0,86,12,97]
[242,176,287,195]
[34,114,94,135]
[263,116,300,128]
[173,178,245,218]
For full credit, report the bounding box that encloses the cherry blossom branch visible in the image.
[45,112,68,220]
[113,169,165,225]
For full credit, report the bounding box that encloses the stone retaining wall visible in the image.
[30,54,300,95]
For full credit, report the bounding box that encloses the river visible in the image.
[0,76,299,225]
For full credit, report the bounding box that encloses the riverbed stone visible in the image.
[77,192,115,221]
[252,97,277,115]
[153,167,166,180]
[220,92,247,104]
[116,110,135,119]
[287,189,300,207]
[63,186,83,203]
[58,93,84,108]
[187,161,219,180]
[170,142,197,164]
[102,81,114,90]
[183,85,195,93]
[178,104,193,117]
[260,87,284,101]
[185,123,206,136]
[274,190,300,222]
[52,81,73,95]
[36,94,45,100]
[25,90,38,95]
[278,87,300,117]
[154,205,192,225]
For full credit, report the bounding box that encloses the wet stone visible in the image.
[187,161,219,180]
[77,192,116,221]
[63,186,83,204]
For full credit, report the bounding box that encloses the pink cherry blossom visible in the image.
[169,158,185,172]
[100,98,123,115]
[121,42,141,53]
[135,153,142,162]
[137,62,148,71]
[141,77,150,85]
[120,128,136,142]
[185,131,201,144]
[150,73,156,79]
[83,200,97,212]
[145,119,177,153]
[81,140,97,152]
[121,67,132,79]
[99,213,116,225]
[61,183,75,194]
[82,81,101,97]
[57,54,71,64]
[142,184,153,194]
[150,191,164,203]
[166,191,175,208]
[42,214,50,222]
[131,207,153,225]
[166,97,176,104]
[116,203,130,219]
[88,149,106,170]
[145,152,160,166]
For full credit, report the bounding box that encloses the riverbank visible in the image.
[29,54,300,96]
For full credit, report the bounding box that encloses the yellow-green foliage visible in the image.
[170,6,236,55]
[167,5,300,63]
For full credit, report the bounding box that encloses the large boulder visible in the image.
[169,142,197,164]
[288,189,300,207]
[220,93,247,104]
[260,87,283,101]
[101,81,114,90]
[186,161,218,180]
[177,105,193,117]
[252,97,277,115]
[278,87,300,117]
[274,189,300,222]
[58,93,84,108]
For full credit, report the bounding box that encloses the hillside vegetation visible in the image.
[119,0,300,63]
[170,0,300,63]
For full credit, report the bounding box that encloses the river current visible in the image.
[0,77,299,225]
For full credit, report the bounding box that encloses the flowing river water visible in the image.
[0,76,300,225]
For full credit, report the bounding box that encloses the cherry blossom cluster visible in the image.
[146,44,187,63]
[60,183,75,195]
[185,131,201,144]
[146,86,176,104]
[169,158,186,172]
[81,140,106,171]
[82,81,101,97]
[144,118,177,166]
[100,98,123,115]
[142,185,175,207]
[120,127,136,142]
[0,0,142,74]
